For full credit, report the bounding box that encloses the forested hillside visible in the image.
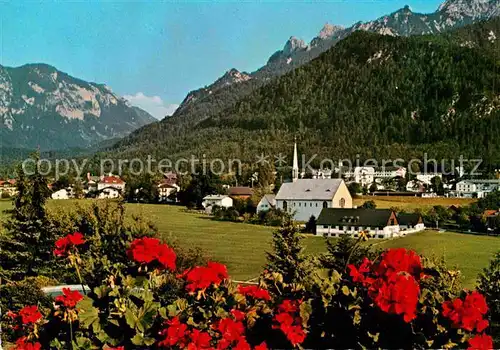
[110,18,500,167]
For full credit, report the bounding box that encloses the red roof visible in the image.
[228,187,253,196]
[101,176,125,184]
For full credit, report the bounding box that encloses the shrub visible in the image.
[4,236,495,349]
[0,277,55,343]
[477,251,500,346]
[361,200,376,209]
[48,200,158,287]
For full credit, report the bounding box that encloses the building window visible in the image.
[310,202,312,207]
[339,198,346,208]
[323,201,328,208]
[298,202,301,207]
[315,203,318,207]
[283,201,287,211]
[323,225,328,229]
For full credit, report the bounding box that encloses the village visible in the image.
[2,142,499,239]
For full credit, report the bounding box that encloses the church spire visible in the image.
[292,137,299,182]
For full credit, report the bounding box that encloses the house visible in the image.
[406,180,425,193]
[257,194,276,213]
[397,213,425,233]
[0,179,17,197]
[452,180,500,198]
[158,181,180,202]
[51,188,71,200]
[97,175,126,192]
[228,187,253,200]
[276,141,352,221]
[485,210,500,232]
[202,195,233,210]
[276,179,352,221]
[341,166,406,187]
[316,208,400,239]
[98,187,122,199]
[416,173,442,185]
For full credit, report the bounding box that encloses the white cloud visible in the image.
[124,92,179,119]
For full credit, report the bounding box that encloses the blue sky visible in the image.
[1,0,443,119]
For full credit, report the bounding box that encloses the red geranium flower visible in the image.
[442,291,489,332]
[373,273,420,322]
[15,337,42,350]
[159,316,189,347]
[231,309,245,321]
[217,317,245,344]
[468,333,493,350]
[54,232,85,256]
[128,237,176,271]
[237,285,271,301]
[188,329,212,350]
[55,288,84,308]
[233,337,251,350]
[254,342,268,350]
[183,261,229,292]
[273,300,306,346]
[377,248,422,280]
[19,305,42,325]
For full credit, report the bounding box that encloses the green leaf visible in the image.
[367,332,379,343]
[125,308,138,329]
[159,307,168,319]
[299,300,312,326]
[131,333,145,346]
[78,297,99,330]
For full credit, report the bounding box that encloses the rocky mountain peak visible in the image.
[439,0,499,20]
[283,36,307,56]
[218,68,252,85]
[318,23,345,40]
[0,64,155,150]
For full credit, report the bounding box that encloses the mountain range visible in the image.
[0,0,498,167]
[110,0,500,166]
[0,63,156,151]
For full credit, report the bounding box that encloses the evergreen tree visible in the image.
[0,154,53,281]
[265,214,310,284]
[320,235,377,273]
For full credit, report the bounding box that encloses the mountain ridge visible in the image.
[0,63,156,151]
[110,16,500,168]
[110,0,499,158]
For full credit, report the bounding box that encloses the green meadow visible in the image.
[0,199,497,287]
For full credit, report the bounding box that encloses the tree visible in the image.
[304,215,316,234]
[369,182,378,193]
[431,176,445,195]
[361,200,377,209]
[179,172,222,208]
[0,154,54,281]
[73,179,84,199]
[347,182,362,197]
[257,162,276,189]
[266,214,310,284]
[320,235,377,273]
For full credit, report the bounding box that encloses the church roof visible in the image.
[275,179,343,201]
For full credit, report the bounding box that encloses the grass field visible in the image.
[353,195,476,210]
[0,199,497,287]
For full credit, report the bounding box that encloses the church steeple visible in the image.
[292,137,299,182]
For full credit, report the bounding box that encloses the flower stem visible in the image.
[72,252,87,295]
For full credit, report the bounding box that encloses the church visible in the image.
[275,142,353,221]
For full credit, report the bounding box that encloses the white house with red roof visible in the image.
[87,173,126,199]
